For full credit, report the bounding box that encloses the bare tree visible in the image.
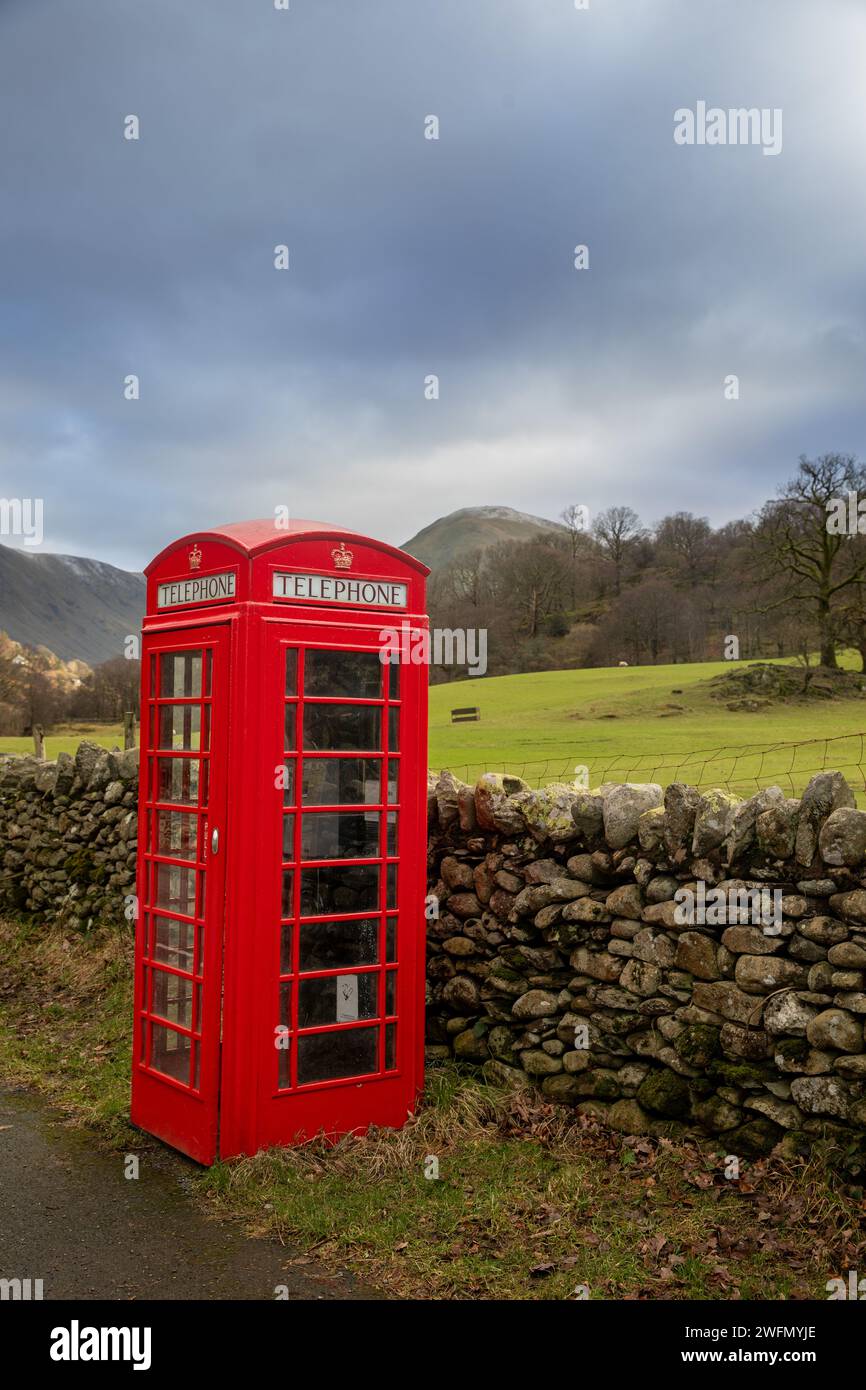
[592,506,644,596]
[655,511,713,585]
[753,454,866,668]
[559,504,593,606]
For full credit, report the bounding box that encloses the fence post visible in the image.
[123,711,135,750]
[32,724,45,759]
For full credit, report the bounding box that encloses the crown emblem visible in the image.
[331,541,353,570]
[189,544,202,570]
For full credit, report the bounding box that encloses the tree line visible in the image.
[4,452,866,731]
[427,453,866,681]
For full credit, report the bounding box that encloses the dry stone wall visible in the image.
[3,740,866,1163]
[426,769,866,1162]
[0,742,138,929]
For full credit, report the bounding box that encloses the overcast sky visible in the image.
[1,0,864,570]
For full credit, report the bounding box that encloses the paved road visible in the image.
[0,1087,380,1301]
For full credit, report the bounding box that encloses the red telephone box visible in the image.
[130,519,429,1164]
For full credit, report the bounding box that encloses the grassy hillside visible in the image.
[0,544,145,665]
[429,657,866,801]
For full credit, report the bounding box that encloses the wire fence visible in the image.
[441,731,866,799]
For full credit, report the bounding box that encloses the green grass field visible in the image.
[429,655,866,801]
[5,655,866,801]
[0,723,125,759]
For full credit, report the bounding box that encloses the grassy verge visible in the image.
[1,916,864,1300]
[0,915,134,1137]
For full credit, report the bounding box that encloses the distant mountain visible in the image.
[0,545,145,665]
[402,505,566,571]
[0,505,565,665]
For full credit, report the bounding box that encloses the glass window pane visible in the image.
[385,970,396,1016]
[156,810,198,861]
[153,915,195,972]
[195,925,204,975]
[385,1022,396,1070]
[278,1045,291,1090]
[388,660,400,700]
[280,922,293,974]
[388,707,399,752]
[387,759,399,802]
[156,864,197,916]
[282,813,295,860]
[303,705,381,751]
[301,812,379,860]
[150,1023,192,1083]
[299,917,379,972]
[284,706,296,751]
[279,981,292,1028]
[386,917,397,962]
[298,973,378,1029]
[281,870,294,919]
[304,650,382,698]
[386,811,397,855]
[387,863,397,909]
[282,761,296,805]
[278,984,292,1088]
[302,758,381,806]
[152,969,193,1028]
[285,648,298,696]
[297,1027,378,1085]
[300,864,379,917]
[160,651,203,699]
[158,704,201,751]
[157,758,200,805]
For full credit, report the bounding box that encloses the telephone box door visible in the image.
[131,626,231,1164]
[247,622,426,1152]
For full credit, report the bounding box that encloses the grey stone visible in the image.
[603,783,663,850]
[790,1075,853,1119]
[818,807,866,867]
[734,955,807,995]
[796,771,855,865]
[512,989,560,1020]
[756,800,800,859]
[805,1008,864,1053]
[474,772,530,834]
[692,789,741,855]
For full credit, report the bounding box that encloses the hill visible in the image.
[0,545,145,665]
[402,505,566,570]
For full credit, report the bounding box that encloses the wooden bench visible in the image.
[451,706,480,723]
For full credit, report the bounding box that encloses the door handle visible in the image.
[211,828,220,855]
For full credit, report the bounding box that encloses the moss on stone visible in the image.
[674,1024,720,1068]
[636,1067,690,1118]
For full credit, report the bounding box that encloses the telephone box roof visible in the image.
[144,518,430,576]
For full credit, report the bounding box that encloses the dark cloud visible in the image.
[0,0,863,568]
